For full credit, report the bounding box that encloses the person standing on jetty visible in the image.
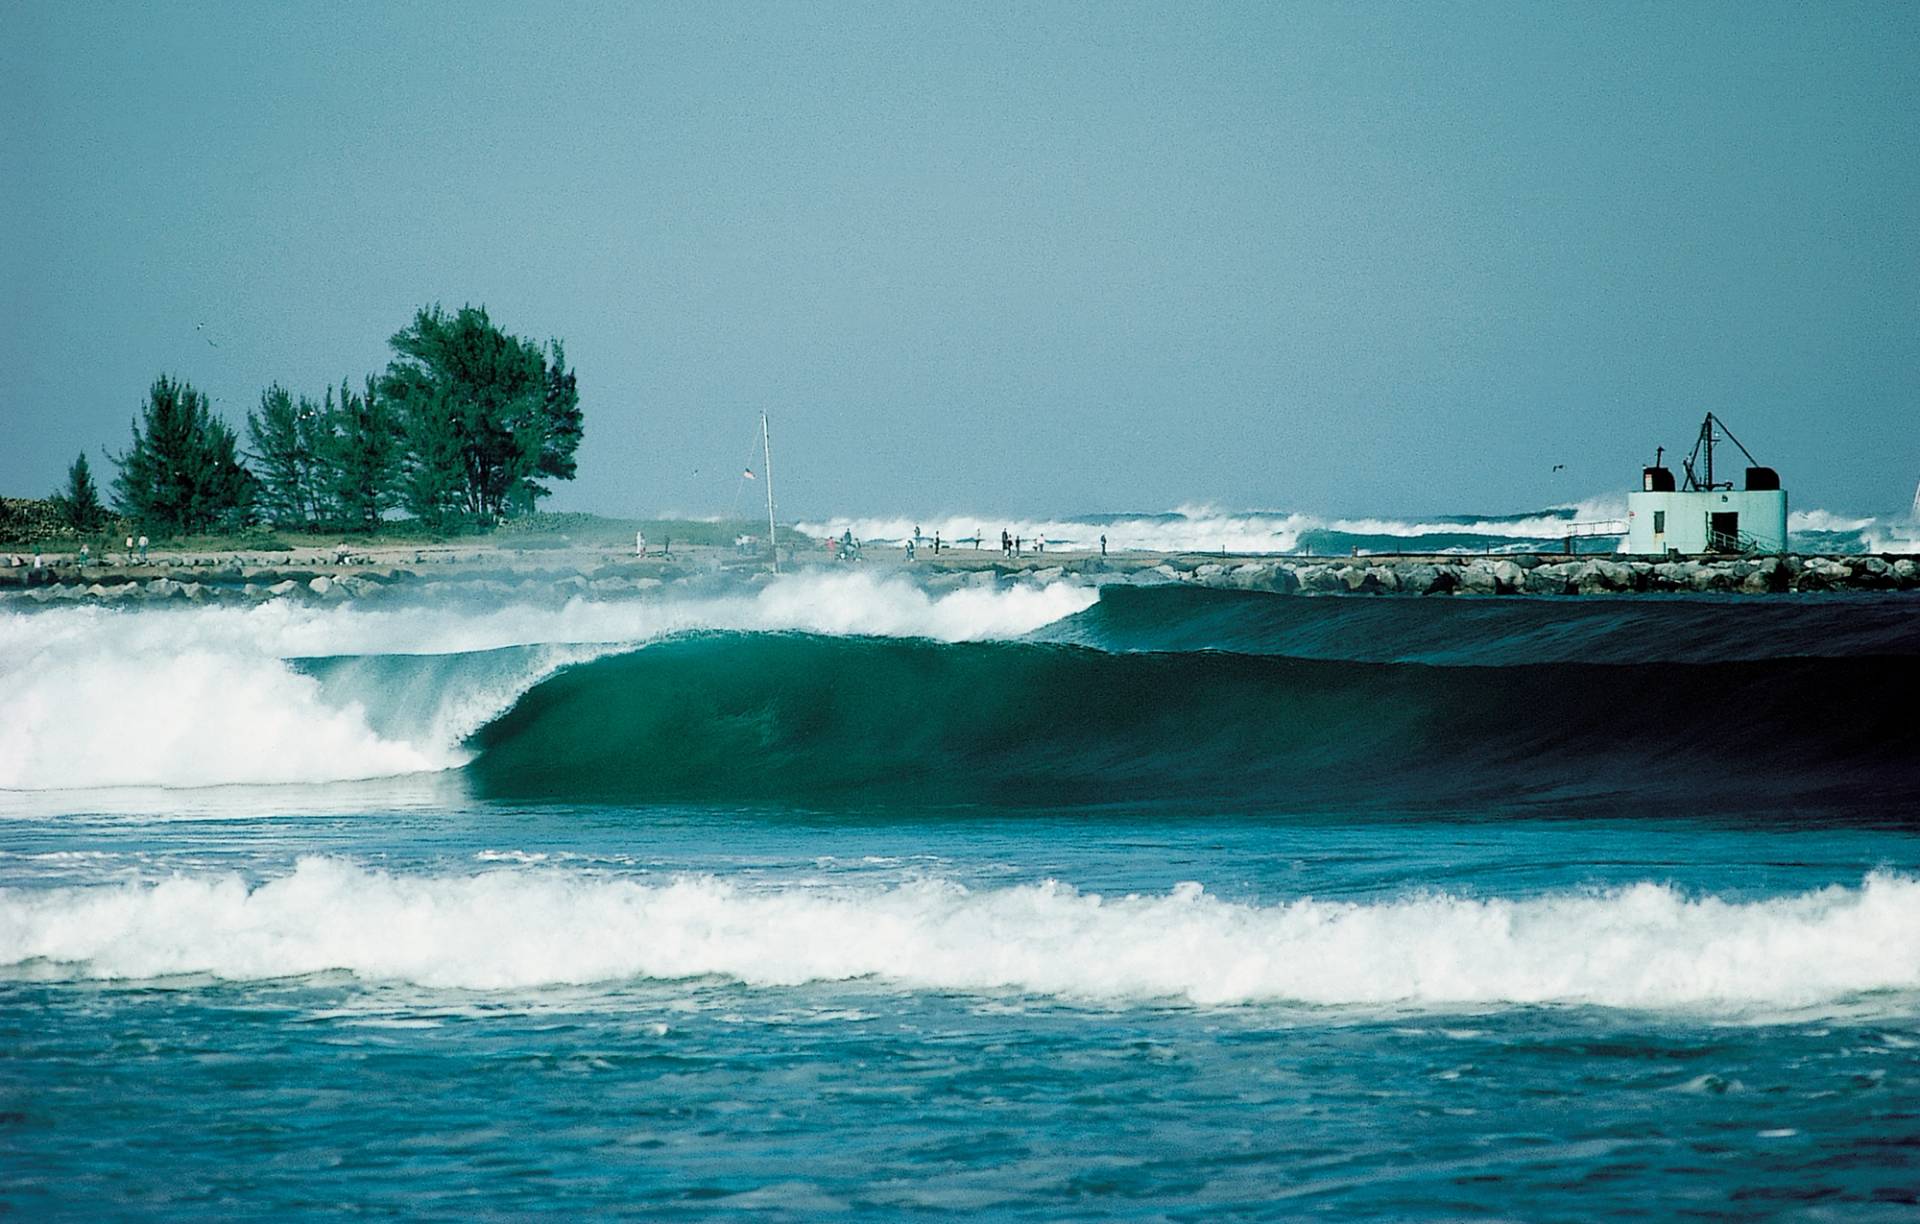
[1100,533,1108,557]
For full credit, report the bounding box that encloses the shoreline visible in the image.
[1,542,1917,603]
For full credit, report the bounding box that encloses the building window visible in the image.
[1653,511,1665,533]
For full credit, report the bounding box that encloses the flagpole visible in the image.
[761,412,778,574]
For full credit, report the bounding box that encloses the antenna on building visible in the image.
[1682,412,1759,492]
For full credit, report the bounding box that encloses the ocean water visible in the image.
[795,501,1920,557]
[2,573,1918,1219]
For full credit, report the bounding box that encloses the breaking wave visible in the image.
[798,501,1920,556]
[796,500,1634,556]
[467,633,1920,810]
[0,573,1094,792]
[5,579,1914,807]
[5,858,1917,1011]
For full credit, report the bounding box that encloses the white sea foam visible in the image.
[800,497,1920,556]
[0,646,459,790]
[1789,508,1877,535]
[5,859,1916,1011]
[798,498,1635,556]
[0,572,1094,792]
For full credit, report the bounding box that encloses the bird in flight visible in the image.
[195,322,219,348]
[1551,464,1565,473]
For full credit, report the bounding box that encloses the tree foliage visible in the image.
[50,451,108,532]
[111,376,254,534]
[327,376,405,532]
[246,378,403,532]
[246,384,330,528]
[379,305,582,525]
[92,306,579,539]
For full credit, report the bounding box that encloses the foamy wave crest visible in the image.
[800,497,1920,555]
[1790,509,1876,535]
[0,571,1091,661]
[798,500,1633,556]
[1788,508,1920,554]
[0,649,459,790]
[0,573,1093,792]
[7,860,1917,1010]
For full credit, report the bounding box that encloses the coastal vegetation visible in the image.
[48,453,108,533]
[248,378,404,534]
[0,505,803,561]
[12,304,582,546]
[111,375,256,535]
[381,305,582,528]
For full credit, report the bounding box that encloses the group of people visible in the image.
[6,536,152,570]
[996,530,1049,557]
[884,528,1118,559]
[828,529,861,562]
[819,525,1117,564]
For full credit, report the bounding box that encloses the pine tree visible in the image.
[51,451,107,532]
[535,339,583,487]
[380,305,584,522]
[326,377,404,532]
[246,384,332,528]
[111,375,255,535]
[399,386,467,529]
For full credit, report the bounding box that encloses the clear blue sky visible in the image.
[4,1,1915,519]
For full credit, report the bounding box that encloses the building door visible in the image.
[1710,512,1739,551]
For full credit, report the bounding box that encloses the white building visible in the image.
[1625,415,1788,555]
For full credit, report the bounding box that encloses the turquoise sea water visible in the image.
[2,578,1916,1218]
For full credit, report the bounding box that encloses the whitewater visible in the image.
[3,566,1916,1217]
[0,571,1095,791]
[798,499,1920,555]
[10,859,1919,1010]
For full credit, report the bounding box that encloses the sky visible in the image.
[3,1,1916,521]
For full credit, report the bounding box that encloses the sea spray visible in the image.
[6,858,1918,1010]
[799,499,1920,555]
[0,572,1096,792]
[797,500,1636,555]
[0,646,456,790]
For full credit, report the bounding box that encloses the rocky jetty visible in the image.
[2,548,1917,607]
[1101,553,1920,596]
[0,553,701,607]
[918,551,1920,597]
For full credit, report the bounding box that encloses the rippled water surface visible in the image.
[3,582,1916,1217]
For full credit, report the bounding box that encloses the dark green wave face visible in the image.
[466,631,1920,815]
[1045,584,1920,664]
